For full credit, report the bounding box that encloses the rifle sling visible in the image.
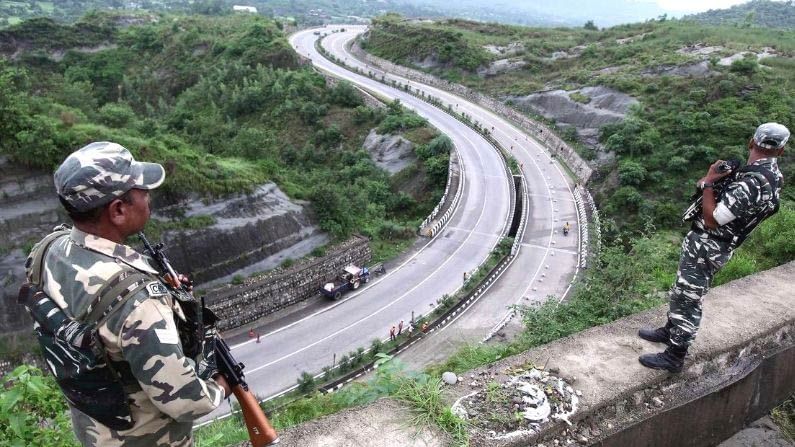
[85,271,152,326]
[29,230,70,286]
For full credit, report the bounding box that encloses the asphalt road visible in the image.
[198,26,514,423]
[314,26,581,369]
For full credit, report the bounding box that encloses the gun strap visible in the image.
[28,229,71,286]
[83,270,152,327]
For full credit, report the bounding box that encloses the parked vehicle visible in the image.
[320,265,370,300]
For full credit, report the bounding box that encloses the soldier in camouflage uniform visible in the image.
[29,141,230,446]
[639,123,788,373]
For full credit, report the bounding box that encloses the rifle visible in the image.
[681,159,740,222]
[139,232,279,446]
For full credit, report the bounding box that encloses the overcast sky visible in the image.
[655,0,752,13]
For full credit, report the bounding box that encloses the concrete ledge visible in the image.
[448,261,794,446]
[260,262,793,446]
[277,399,452,446]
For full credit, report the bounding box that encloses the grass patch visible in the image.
[771,395,795,443]
[195,355,468,446]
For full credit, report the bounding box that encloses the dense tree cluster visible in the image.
[0,13,447,254]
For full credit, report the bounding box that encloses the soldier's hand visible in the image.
[177,274,193,291]
[699,160,732,186]
[213,374,232,398]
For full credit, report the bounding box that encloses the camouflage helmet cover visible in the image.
[54,142,165,212]
[753,122,790,150]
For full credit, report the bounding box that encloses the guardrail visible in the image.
[347,38,593,184]
[314,34,517,239]
[419,150,462,237]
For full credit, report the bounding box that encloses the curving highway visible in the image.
[312,26,581,367]
[200,25,582,424]
[199,25,514,423]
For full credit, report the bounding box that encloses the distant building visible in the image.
[233,5,257,13]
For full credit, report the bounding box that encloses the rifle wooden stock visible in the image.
[232,385,279,446]
[138,233,279,445]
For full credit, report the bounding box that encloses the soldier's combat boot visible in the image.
[638,323,672,346]
[638,347,686,373]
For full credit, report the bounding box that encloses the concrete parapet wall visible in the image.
[450,261,795,446]
[207,236,371,332]
[274,261,794,446]
[350,38,593,184]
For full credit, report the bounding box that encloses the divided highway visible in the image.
[311,26,581,367]
[199,25,514,423]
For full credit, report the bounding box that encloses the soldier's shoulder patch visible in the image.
[145,281,170,297]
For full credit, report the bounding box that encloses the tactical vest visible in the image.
[18,228,154,430]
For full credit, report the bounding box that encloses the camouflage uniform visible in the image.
[29,142,224,446]
[668,158,783,349]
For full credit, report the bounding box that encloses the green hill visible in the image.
[363,14,795,275]
[0,13,447,256]
[684,0,795,29]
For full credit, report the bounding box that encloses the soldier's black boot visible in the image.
[638,323,673,346]
[638,346,686,373]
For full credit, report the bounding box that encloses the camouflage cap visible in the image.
[753,122,790,150]
[54,142,165,212]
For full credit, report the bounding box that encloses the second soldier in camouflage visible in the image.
[638,122,788,373]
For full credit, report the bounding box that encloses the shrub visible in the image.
[297,371,316,393]
[0,366,78,446]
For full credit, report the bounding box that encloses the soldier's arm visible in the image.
[118,292,225,422]
[699,161,738,229]
[713,177,761,227]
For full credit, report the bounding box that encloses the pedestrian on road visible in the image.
[248,329,255,338]
[563,222,571,236]
[639,123,788,373]
[421,322,429,333]
[398,320,404,336]
[390,325,396,341]
[463,271,468,283]
[256,332,261,344]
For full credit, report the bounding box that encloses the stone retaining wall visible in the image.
[350,39,593,184]
[207,236,371,332]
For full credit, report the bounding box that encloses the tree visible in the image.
[583,20,598,31]
[618,160,647,186]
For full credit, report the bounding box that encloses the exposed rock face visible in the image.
[362,129,416,175]
[508,86,638,148]
[413,53,444,70]
[483,42,525,56]
[477,57,528,77]
[157,183,328,286]
[718,47,778,66]
[0,157,62,334]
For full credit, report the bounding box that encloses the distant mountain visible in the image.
[403,0,669,27]
[683,0,795,28]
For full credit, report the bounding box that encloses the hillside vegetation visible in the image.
[364,15,795,232]
[685,0,795,29]
[363,14,795,341]
[0,13,448,257]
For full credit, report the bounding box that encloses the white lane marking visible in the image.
[241,30,510,373]
[327,28,583,321]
